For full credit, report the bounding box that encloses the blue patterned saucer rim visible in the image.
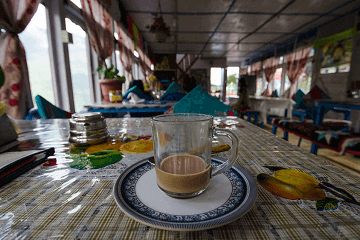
[113,156,258,231]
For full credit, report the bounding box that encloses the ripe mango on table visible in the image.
[257,169,326,200]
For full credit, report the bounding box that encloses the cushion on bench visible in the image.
[272,118,360,154]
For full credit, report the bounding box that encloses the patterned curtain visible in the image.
[249,62,262,77]
[286,46,312,98]
[116,22,134,89]
[262,57,280,96]
[0,0,41,119]
[80,0,113,66]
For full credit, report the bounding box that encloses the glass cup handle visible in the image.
[211,128,239,177]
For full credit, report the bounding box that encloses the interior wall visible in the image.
[311,12,358,120]
[312,12,357,98]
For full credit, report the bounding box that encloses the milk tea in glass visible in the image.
[151,113,239,198]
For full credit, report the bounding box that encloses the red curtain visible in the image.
[116,22,134,88]
[81,0,113,66]
[0,0,41,119]
[286,46,312,98]
[262,57,280,96]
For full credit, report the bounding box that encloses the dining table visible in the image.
[248,96,295,125]
[1,116,360,239]
[314,99,360,133]
[84,101,177,118]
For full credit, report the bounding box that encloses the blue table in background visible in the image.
[314,99,360,131]
[312,99,360,154]
[84,101,177,118]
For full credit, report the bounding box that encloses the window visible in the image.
[70,0,82,8]
[115,50,124,76]
[210,67,222,98]
[133,61,139,80]
[273,68,282,96]
[256,76,264,96]
[226,67,239,97]
[65,18,91,112]
[19,4,55,105]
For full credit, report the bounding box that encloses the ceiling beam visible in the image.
[243,0,359,63]
[199,0,237,55]
[127,10,340,17]
[222,0,297,58]
[140,30,299,35]
[147,41,270,44]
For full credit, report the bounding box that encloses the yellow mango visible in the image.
[257,173,326,200]
[274,169,319,185]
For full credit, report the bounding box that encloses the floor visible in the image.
[262,122,360,177]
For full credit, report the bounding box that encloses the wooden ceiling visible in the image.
[120,0,360,65]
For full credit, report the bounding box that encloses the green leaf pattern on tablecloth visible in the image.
[316,197,339,211]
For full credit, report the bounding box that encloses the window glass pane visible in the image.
[19,4,54,105]
[65,18,91,112]
[284,75,290,93]
[133,62,139,79]
[115,50,124,75]
[273,68,282,95]
[210,67,221,98]
[70,0,82,8]
[226,67,239,98]
[298,61,312,94]
[139,66,144,80]
[256,77,264,96]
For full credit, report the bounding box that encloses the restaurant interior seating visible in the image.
[272,118,360,156]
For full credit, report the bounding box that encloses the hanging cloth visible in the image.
[116,22,134,88]
[0,0,41,119]
[80,0,113,66]
[285,46,312,98]
[262,57,280,96]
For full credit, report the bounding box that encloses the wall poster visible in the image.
[320,39,352,68]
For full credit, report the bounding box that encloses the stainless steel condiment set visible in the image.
[68,112,109,145]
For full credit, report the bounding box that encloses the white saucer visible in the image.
[113,156,257,231]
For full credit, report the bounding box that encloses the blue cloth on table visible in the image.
[160,82,182,100]
[35,95,72,119]
[293,89,305,109]
[172,85,237,117]
[25,108,40,120]
[123,85,153,101]
[161,92,186,101]
[296,85,331,119]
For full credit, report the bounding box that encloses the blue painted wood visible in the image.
[271,125,278,135]
[283,131,288,141]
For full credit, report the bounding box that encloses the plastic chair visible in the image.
[35,95,73,119]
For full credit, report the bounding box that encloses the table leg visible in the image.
[315,105,325,126]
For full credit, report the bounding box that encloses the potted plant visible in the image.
[146,15,171,43]
[97,64,126,103]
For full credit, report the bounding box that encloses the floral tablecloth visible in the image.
[1,117,360,239]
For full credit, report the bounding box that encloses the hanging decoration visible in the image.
[146,0,171,43]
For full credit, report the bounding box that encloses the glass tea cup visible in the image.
[151,113,239,198]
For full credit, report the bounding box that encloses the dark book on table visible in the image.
[0,148,55,187]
